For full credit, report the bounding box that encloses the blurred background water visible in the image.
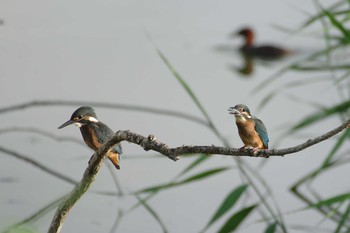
[0,0,349,232]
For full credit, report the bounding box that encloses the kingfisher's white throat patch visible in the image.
[74,122,84,127]
[235,115,246,122]
[235,114,252,123]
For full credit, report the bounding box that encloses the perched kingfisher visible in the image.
[58,106,122,170]
[228,104,269,151]
[236,27,290,60]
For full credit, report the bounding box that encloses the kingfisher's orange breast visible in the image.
[236,120,266,149]
[80,126,102,151]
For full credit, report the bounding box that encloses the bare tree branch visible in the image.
[48,119,350,232]
[48,142,110,233]
[111,119,350,158]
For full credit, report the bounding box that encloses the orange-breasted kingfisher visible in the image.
[228,104,269,151]
[58,106,122,170]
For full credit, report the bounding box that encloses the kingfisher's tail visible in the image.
[108,152,120,170]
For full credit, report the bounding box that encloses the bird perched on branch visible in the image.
[228,104,269,151]
[58,106,122,170]
[236,27,291,60]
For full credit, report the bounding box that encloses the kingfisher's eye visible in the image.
[241,108,245,112]
[74,115,83,120]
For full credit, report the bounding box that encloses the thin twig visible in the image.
[0,100,208,127]
[0,146,78,185]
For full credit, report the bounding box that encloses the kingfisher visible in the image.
[228,104,269,151]
[235,27,291,60]
[58,106,122,170]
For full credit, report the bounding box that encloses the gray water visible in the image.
[0,0,348,232]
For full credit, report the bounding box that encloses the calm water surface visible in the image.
[0,0,347,232]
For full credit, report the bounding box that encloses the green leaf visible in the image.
[176,154,209,178]
[3,226,39,233]
[298,1,346,31]
[334,202,350,233]
[320,129,350,169]
[264,222,277,233]
[137,167,230,193]
[180,167,229,183]
[310,193,350,208]
[4,195,64,229]
[290,100,350,131]
[207,184,249,227]
[290,64,350,71]
[217,204,257,233]
[324,10,350,42]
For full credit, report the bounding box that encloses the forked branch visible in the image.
[48,119,350,233]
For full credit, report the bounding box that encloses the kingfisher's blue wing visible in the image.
[98,122,123,155]
[253,118,269,148]
[113,143,123,154]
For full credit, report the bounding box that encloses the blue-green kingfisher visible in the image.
[228,104,269,150]
[58,106,122,170]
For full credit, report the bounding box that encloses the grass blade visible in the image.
[134,194,168,233]
[320,129,350,169]
[180,167,229,183]
[155,48,228,146]
[299,1,346,30]
[217,204,257,233]
[334,201,350,233]
[323,10,350,42]
[290,100,350,131]
[176,154,209,179]
[207,184,249,227]
[264,222,277,233]
[137,167,230,193]
[3,226,38,233]
[290,64,350,71]
[3,195,65,232]
[310,193,350,208]
[155,49,211,123]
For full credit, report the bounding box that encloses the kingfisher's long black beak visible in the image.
[228,107,240,115]
[58,119,75,129]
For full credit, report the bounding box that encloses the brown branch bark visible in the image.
[48,119,350,232]
[112,119,350,158]
[48,140,111,233]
